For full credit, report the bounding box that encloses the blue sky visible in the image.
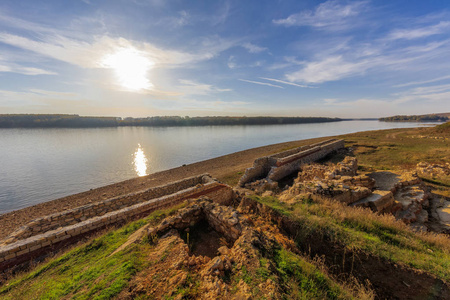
[0,0,449,118]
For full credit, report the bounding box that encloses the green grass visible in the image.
[0,204,184,300]
[219,171,243,186]
[273,247,353,300]
[229,240,368,299]
[341,127,450,170]
[252,195,450,281]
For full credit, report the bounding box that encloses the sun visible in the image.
[102,47,154,91]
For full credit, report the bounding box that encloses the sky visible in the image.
[0,0,449,118]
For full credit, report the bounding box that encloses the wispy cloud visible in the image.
[227,55,237,69]
[177,79,231,95]
[0,32,236,69]
[273,0,368,30]
[259,77,311,88]
[282,16,450,85]
[387,21,450,40]
[160,10,190,28]
[268,56,305,70]
[0,63,56,75]
[242,42,267,53]
[29,89,78,97]
[285,55,369,83]
[239,79,284,89]
[211,1,231,26]
[394,75,450,87]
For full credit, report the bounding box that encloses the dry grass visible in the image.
[255,195,450,281]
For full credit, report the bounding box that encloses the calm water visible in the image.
[0,121,432,213]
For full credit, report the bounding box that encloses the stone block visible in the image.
[17,248,31,256]
[5,253,16,260]
[29,244,41,252]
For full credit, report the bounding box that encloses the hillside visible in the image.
[0,123,449,299]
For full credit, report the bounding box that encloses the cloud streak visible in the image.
[239,79,284,89]
[273,0,368,30]
[388,21,450,40]
[177,79,232,95]
[259,77,311,88]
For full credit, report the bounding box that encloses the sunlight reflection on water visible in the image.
[133,143,148,176]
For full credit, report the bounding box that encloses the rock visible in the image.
[262,191,274,197]
[218,246,230,256]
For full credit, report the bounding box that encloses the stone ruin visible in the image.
[416,162,450,233]
[275,156,431,230]
[0,174,234,272]
[122,197,282,299]
[239,138,345,192]
[417,162,450,178]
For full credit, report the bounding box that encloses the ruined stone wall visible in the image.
[0,176,233,271]
[238,157,277,187]
[151,199,244,242]
[267,139,345,182]
[239,139,345,186]
[3,175,211,244]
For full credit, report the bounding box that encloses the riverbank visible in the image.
[1,123,448,240]
[0,136,329,240]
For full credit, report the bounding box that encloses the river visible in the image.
[0,120,432,213]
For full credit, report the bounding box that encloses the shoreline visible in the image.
[0,135,331,240]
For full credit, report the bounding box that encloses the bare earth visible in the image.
[0,136,328,240]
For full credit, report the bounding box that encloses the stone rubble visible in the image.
[417,162,450,178]
[121,198,282,299]
[272,157,432,230]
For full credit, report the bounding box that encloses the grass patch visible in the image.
[0,204,185,300]
[273,247,356,299]
[342,127,450,170]
[219,171,243,186]
[251,196,450,281]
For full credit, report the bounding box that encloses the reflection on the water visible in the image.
[133,143,148,176]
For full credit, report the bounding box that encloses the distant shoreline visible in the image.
[0,114,342,128]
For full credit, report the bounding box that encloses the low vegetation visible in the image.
[0,204,185,300]
[342,125,449,170]
[254,195,450,281]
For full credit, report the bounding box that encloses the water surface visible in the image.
[0,121,432,213]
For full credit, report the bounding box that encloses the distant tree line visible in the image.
[379,114,449,122]
[0,114,342,128]
[0,114,119,128]
[119,116,341,127]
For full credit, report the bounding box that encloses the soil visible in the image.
[0,136,328,240]
[180,220,228,258]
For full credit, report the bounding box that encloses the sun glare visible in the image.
[102,47,154,91]
[133,143,148,177]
